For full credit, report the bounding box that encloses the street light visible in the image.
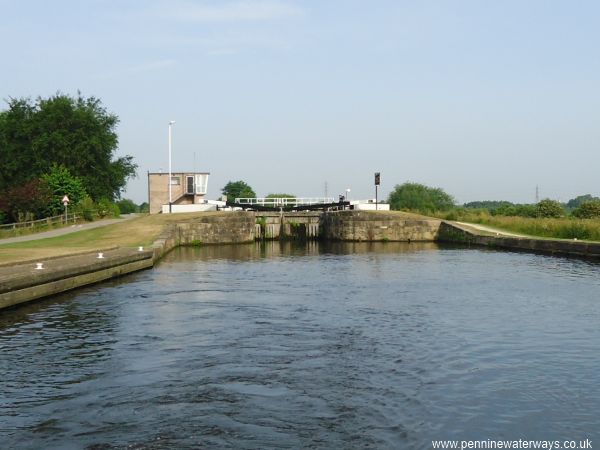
[168,120,175,213]
[345,188,351,210]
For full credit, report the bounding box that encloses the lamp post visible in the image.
[168,120,175,213]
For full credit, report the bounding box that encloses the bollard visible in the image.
[97,252,104,259]
[35,262,44,270]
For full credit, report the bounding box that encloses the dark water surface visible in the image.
[1,242,599,449]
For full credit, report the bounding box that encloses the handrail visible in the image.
[234,197,335,207]
[0,213,84,230]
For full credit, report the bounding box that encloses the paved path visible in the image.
[0,215,138,245]
[454,221,527,238]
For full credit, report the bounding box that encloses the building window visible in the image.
[170,176,180,185]
[195,174,208,194]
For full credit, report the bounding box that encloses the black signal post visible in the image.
[374,172,380,210]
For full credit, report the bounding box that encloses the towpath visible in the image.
[0,215,138,245]
[453,221,527,238]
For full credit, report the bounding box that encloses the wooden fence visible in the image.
[0,213,89,238]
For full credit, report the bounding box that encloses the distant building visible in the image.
[350,199,390,211]
[148,172,210,214]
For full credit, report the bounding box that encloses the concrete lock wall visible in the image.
[321,211,442,241]
[173,211,442,243]
[175,212,256,245]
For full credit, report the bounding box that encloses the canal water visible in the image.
[1,242,599,449]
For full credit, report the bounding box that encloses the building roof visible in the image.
[148,171,210,175]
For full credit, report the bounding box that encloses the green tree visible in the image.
[514,204,537,218]
[0,93,137,200]
[222,180,256,201]
[388,182,455,213]
[41,164,87,215]
[536,199,564,218]
[566,194,599,210]
[265,193,296,199]
[464,200,514,210]
[572,200,600,219]
[116,198,138,214]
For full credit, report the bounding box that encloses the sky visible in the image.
[1,0,599,204]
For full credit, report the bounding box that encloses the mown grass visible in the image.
[0,212,230,264]
[436,209,600,241]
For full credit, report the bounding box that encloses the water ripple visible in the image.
[1,243,599,449]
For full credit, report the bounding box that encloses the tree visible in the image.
[0,93,137,201]
[41,164,87,215]
[536,199,564,218]
[116,198,138,214]
[513,204,537,218]
[0,179,52,222]
[572,200,600,219]
[566,194,599,210]
[464,200,514,210]
[222,180,256,201]
[388,182,455,213]
[265,193,296,199]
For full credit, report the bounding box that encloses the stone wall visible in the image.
[175,212,256,245]
[438,221,600,259]
[321,211,442,242]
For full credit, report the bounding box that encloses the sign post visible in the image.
[62,195,70,223]
[374,172,380,210]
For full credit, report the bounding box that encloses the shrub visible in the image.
[138,202,149,213]
[42,164,87,216]
[572,200,600,219]
[536,199,564,218]
[97,199,120,218]
[116,198,138,214]
[76,196,96,221]
[388,182,455,213]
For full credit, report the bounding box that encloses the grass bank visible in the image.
[436,210,600,241]
[0,212,230,265]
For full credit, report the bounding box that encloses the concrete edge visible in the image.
[0,246,120,268]
[0,250,154,294]
[0,258,153,310]
[0,221,178,310]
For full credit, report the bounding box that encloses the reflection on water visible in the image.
[1,242,599,449]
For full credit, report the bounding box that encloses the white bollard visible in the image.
[97,252,104,259]
[35,262,44,270]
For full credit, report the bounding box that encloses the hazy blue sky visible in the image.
[2,0,599,204]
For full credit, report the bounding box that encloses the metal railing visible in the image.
[234,197,335,207]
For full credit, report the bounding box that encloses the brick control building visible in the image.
[148,172,210,214]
